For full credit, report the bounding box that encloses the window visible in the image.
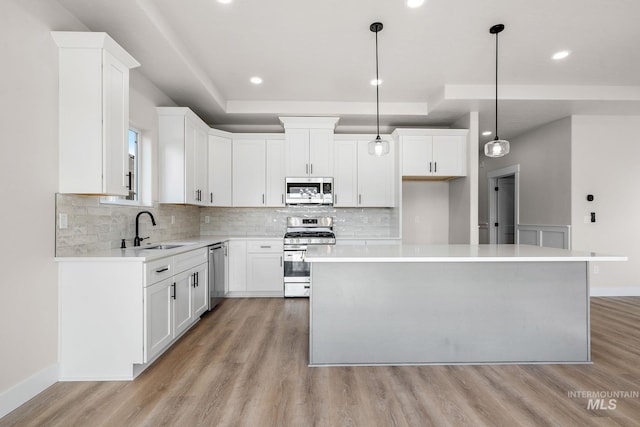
[102,126,150,206]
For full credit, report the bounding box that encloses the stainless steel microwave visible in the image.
[285,177,333,205]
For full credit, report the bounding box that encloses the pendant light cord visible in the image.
[494,29,499,141]
[375,29,381,140]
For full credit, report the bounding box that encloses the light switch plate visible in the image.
[59,213,68,229]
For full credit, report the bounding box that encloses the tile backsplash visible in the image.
[55,195,400,256]
[55,194,200,256]
[200,206,400,238]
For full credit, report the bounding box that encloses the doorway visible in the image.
[488,165,520,244]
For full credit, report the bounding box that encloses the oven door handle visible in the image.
[284,251,305,262]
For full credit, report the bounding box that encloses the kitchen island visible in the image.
[305,244,626,366]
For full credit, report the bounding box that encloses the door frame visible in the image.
[488,164,520,244]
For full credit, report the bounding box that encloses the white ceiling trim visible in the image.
[226,100,429,116]
[443,84,640,101]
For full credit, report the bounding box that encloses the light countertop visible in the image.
[304,244,627,263]
[54,235,283,262]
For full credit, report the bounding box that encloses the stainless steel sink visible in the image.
[142,244,185,250]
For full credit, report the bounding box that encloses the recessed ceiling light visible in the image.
[552,50,570,60]
[217,0,233,4]
[250,76,262,85]
[407,0,425,7]
[370,79,382,86]
[482,131,492,136]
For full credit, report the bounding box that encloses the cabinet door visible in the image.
[266,139,286,206]
[102,50,129,196]
[172,270,193,338]
[191,263,209,318]
[227,240,247,292]
[246,253,284,293]
[432,135,466,177]
[184,117,198,204]
[144,278,173,362]
[357,139,395,207]
[208,135,232,206]
[402,135,433,176]
[285,129,309,176]
[334,140,358,207]
[309,129,333,176]
[233,139,266,206]
[194,125,208,204]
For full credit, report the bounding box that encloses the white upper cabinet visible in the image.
[396,129,468,178]
[266,139,286,207]
[232,138,267,207]
[333,139,358,207]
[280,117,339,177]
[158,108,209,206]
[208,132,233,206]
[53,32,140,195]
[357,139,395,207]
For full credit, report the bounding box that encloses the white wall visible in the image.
[0,0,178,417]
[450,112,479,244]
[0,0,85,416]
[479,117,572,232]
[402,181,450,244]
[571,115,640,293]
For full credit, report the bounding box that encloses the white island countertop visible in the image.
[305,244,627,263]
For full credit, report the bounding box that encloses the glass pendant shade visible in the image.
[484,138,510,157]
[368,135,390,157]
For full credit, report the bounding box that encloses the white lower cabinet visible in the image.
[227,239,284,297]
[144,278,173,362]
[143,248,208,363]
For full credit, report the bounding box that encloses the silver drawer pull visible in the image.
[260,245,271,249]
[155,267,170,273]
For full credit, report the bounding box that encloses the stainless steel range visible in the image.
[283,217,335,297]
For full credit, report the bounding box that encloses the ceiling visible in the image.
[56,0,640,142]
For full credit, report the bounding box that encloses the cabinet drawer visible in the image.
[174,247,208,274]
[247,240,283,253]
[145,257,174,286]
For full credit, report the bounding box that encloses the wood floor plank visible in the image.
[2,297,640,426]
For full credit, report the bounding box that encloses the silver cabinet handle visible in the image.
[359,194,362,204]
[262,194,265,204]
[280,256,283,267]
[224,246,228,256]
[335,194,337,204]
[281,194,284,204]
[260,245,271,249]
[310,163,313,175]
[171,282,176,300]
[305,163,309,174]
[210,192,213,203]
[434,162,437,173]
[429,162,432,173]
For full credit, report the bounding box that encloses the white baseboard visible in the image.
[591,287,640,297]
[0,363,58,419]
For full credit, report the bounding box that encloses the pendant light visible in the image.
[484,24,510,158]
[368,22,390,157]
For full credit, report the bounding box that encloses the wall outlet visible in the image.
[59,213,68,229]
[170,215,175,224]
[593,265,600,274]
[205,216,210,224]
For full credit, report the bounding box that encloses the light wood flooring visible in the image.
[2,297,640,426]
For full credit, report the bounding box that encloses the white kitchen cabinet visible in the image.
[333,139,358,207]
[52,32,140,195]
[246,241,284,295]
[284,129,334,176]
[227,240,247,293]
[191,262,209,318]
[144,278,173,362]
[208,132,233,206]
[266,139,286,206]
[172,269,194,338]
[233,139,267,206]
[158,107,209,206]
[397,130,467,178]
[357,139,395,207]
[281,117,339,177]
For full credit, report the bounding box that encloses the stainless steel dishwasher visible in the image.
[208,242,226,310]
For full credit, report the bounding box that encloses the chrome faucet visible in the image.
[134,211,157,247]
